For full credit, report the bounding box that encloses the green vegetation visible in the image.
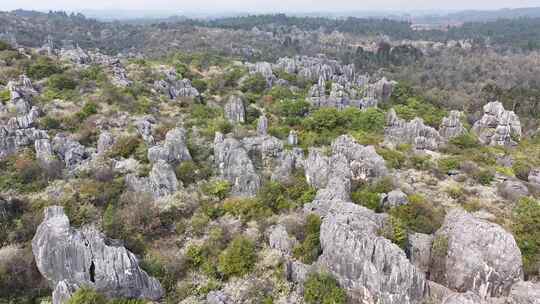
[67,287,145,304]
[241,73,267,94]
[390,194,444,234]
[218,236,257,277]
[303,272,347,304]
[351,178,394,212]
[293,214,322,264]
[27,57,64,79]
[513,197,540,277]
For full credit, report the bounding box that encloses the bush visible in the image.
[191,79,207,93]
[75,102,98,121]
[202,180,231,200]
[27,57,64,79]
[222,198,272,222]
[0,89,9,102]
[218,236,257,277]
[513,197,540,277]
[382,215,408,249]
[376,147,406,169]
[67,287,107,304]
[48,73,77,91]
[390,194,444,234]
[351,178,393,212]
[304,272,347,304]
[438,157,461,173]
[449,133,480,149]
[175,160,212,185]
[276,99,311,126]
[241,73,267,94]
[512,160,531,181]
[293,214,322,264]
[473,169,495,186]
[108,136,143,159]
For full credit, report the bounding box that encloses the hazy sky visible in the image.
[1,0,539,13]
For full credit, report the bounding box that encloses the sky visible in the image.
[1,0,539,13]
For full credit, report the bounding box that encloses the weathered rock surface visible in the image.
[214,133,260,197]
[224,95,245,124]
[440,111,467,140]
[153,69,199,99]
[135,116,156,144]
[407,233,433,274]
[268,225,298,256]
[35,138,56,168]
[32,206,164,304]
[472,102,521,147]
[52,134,89,169]
[7,74,37,114]
[287,130,298,146]
[498,180,529,201]
[0,125,48,159]
[507,281,540,304]
[125,160,178,199]
[257,115,268,136]
[97,131,115,155]
[381,189,409,209]
[315,201,427,304]
[442,292,484,304]
[430,209,523,299]
[384,109,442,151]
[148,127,191,164]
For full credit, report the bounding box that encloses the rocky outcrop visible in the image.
[97,131,115,155]
[52,134,89,169]
[384,109,442,151]
[287,130,298,146]
[498,180,529,201]
[153,69,199,99]
[430,209,523,299]
[507,281,540,304]
[331,135,388,181]
[442,292,484,304]
[314,201,427,304]
[125,160,178,199]
[6,74,36,114]
[0,125,48,159]
[214,133,260,197]
[148,127,191,164]
[407,233,433,274]
[224,95,246,124]
[268,225,298,256]
[32,206,164,304]
[472,102,521,147]
[381,189,409,209]
[35,138,57,168]
[135,116,156,144]
[257,115,268,136]
[60,46,91,65]
[247,62,276,87]
[440,111,466,140]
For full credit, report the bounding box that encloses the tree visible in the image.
[218,236,257,277]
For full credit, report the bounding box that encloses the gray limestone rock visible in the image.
[135,116,156,144]
[507,281,540,304]
[35,138,56,168]
[440,111,467,140]
[384,109,442,151]
[0,127,48,159]
[149,160,179,198]
[207,291,230,304]
[331,135,388,181]
[442,292,484,304]
[214,133,260,197]
[472,102,521,147]
[257,115,268,136]
[498,179,529,201]
[407,233,433,274]
[97,131,115,155]
[316,201,426,304]
[381,189,409,209]
[430,209,523,299]
[287,130,298,146]
[52,134,89,169]
[32,206,164,304]
[154,70,200,99]
[304,148,331,189]
[224,95,246,124]
[267,225,298,256]
[528,169,540,186]
[147,127,192,164]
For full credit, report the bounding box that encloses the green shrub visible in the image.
[293,214,322,264]
[257,181,292,212]
[438,157,461,173]
[474,169,495,186]
[352,189,381,211]
[175,160,212,185]
[268,85,294,100]
[27,58,64,79]
[410,154,432,170]
[512,160,531,181]
[218,236,257,277]
[75,102,98,121]
[222,198,272,222]
[241,73,267,94]
[513,197,540,277]
[0,89,9,102]
[449,133,480,149]
[202,180,231,200]
[390,194,444,234]
[385,215,408,249]
[191,79,207,93]
[304,272,347,304]
[276,99,311,126]
[431,235,449,259]
[0,41,12,51]
[67,287,107,304]
[48,73,77,91]
[108,136,143,159]
[376,147,406,169]
[39,116,62,130]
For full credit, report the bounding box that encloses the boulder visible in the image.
[147,127,192,164]
[35,138,56,168]
[472,102,521,147]
[256,115,268,136]
[440,111,467,140]
[331,135,388,181]
[135,116,155,144]
[407,233,433,274]
[52,134,89,169]
[381,189,409,209]
[32,206,164,304]
[430,209,523,298]
[267,225,298,256]
[214,133,260,197]
[316,201,426,304]
[507,281,540,304]
[304,148,331,189]
[384,109,442,151]
[498,180,529,201]
[149,160,179,198]
[97,131,115,155]
[287,130,298,146]
[224,95,246,124]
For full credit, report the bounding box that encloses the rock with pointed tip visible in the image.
[224,95,246,124]
[384,109,442,151]
[472,102,521,147]
[440,111,467,140]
